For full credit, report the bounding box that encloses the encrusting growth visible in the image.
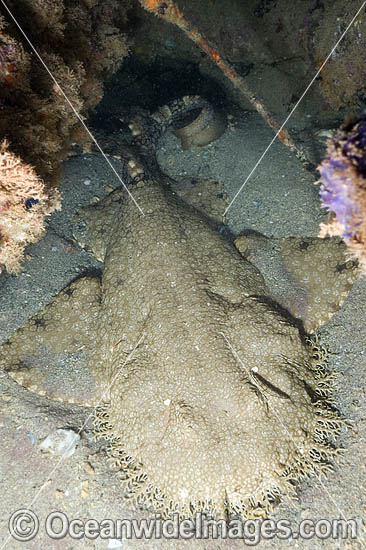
[317,114,366,274]
[0,139,61,273]
[0,1,131,272]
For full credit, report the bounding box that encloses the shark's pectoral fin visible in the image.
[235,234,358,333]
[1,276,103,406]
[277,236,358,332]
[73,189,122,261]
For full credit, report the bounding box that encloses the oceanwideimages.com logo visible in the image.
[8,509,361,544]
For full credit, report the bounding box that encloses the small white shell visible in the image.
[39,429,80,457]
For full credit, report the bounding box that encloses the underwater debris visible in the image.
[138,0,307,164]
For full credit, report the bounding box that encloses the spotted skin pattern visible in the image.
[0,96,357,519]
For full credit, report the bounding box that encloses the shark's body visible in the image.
[0,96,357,518]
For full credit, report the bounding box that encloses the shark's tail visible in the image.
[128,95,226,153]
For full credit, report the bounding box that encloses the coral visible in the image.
[0,0,130,185]
[0,0,132,272]
[317,114,366,273]
[0,140,61,273]
[0,15,31,92]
